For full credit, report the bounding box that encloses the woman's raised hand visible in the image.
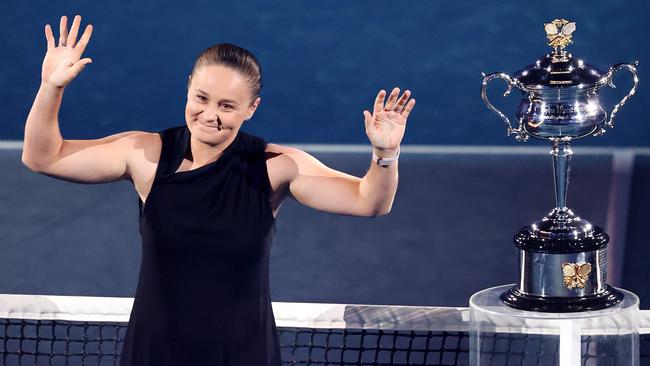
[41,15,93,88]
[363,88,415,155]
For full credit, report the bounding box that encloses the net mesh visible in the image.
[1,294,649,365]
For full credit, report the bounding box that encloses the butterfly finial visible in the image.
[544,19,576,52]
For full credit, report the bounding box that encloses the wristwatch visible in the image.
[373,147,400,167]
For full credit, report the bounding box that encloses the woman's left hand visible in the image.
[363,87,415,157]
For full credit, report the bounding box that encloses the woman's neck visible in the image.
[187,133,236,166]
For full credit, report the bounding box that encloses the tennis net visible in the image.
[1,294,649,365]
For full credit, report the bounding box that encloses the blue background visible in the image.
[2,0,648,145]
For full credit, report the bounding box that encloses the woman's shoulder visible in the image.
[264,143,309,168]
[117,131,163,178]
[264,142,302,156]
[265,143,319,165]
[124,124,188,156]
[263,143,322,178]
[119,130,162,155]
[97,130,161,159]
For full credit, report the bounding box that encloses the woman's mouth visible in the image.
[198,120,221,130]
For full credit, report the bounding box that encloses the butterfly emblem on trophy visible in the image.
[562,262,593,290]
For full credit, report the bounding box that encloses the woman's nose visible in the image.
[202,107,222,124]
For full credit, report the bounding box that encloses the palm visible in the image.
[363,88,415,151]
[41,15,93,88]
[367,110,406,149]
[43,47,82,86]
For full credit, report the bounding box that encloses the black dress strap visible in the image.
[234,131,272,196]
[138,126,185,212]
[154,126,187,178]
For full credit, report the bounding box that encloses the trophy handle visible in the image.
[481,72,528,141]
[605,61,639,128]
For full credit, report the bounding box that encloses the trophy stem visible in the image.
[551,140,573,210]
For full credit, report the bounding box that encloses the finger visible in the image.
[401,98,416,120]
[363,110,373,131]
[384,87,400,111]
[373,90,386,115]
[45,24,55,49]
[74,24,93,56]
[395,90,411,113]
[67,15,82,48]
[70,58,93,77]
[58,16,68,46]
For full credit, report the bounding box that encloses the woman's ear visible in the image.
[246,97,261,120]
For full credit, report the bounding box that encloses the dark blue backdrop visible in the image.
[2,0,648,146]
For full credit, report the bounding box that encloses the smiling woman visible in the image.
[21,14,415,366]
[184,44,262,149]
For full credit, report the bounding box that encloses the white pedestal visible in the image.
[470,285,639,366]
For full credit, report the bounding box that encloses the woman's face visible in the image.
[185,64,260,146]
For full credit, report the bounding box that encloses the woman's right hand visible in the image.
[41,15,93,88]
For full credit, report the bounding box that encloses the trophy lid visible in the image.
[512,19,608,90]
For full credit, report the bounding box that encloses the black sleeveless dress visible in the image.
[120,125,281,366]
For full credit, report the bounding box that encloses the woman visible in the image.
[23,15,415,365]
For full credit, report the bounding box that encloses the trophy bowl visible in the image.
[480,19,639,312]
[482,19,638,143]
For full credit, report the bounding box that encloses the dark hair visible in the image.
[189,43,262,102]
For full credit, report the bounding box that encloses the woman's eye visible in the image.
[196,95,207,102]
[220,104,234,110]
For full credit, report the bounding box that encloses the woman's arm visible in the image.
[268,88,414,217]
[22,15,145,184]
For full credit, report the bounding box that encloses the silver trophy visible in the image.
[481,19,639,312]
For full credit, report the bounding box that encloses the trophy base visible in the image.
[500,285,624,312]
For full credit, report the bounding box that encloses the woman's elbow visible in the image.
[21,154,42,172]
[366,206,392,218]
